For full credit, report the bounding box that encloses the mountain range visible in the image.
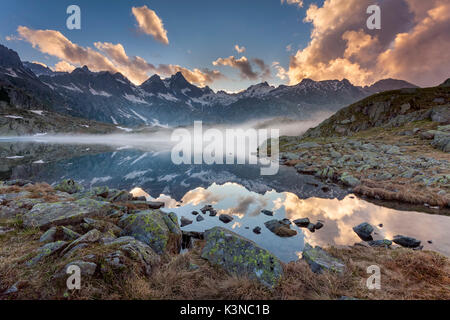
[0,44,419,127]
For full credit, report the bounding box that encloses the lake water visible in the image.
[1,137,449,262]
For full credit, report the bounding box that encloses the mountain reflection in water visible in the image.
[2,141,450,262]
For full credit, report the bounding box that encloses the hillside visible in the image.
[276,82,450,211]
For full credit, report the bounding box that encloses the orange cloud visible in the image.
[132,5,169,45]
[281,0,304,8]
[17,26,222,86]
[234,44,246,53]
[285,0,450,87]
[213,55,271,80]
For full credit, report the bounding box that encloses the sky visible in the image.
[1,0,449,92]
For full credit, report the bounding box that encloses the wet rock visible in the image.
[191,211,199,215]
[219,214,234,223]
[393,235,421,248]
[314,221,324,230]
[209,209,218,217]
[23,198,111,228]
[180,216,193,227]
[54,179,83,194]
[293,218,310,228]
[201,227,283,288]
[261,209,274,216]
[200,205,213,214]
[147,201,165,209]
[353,222,374,241]
[26,241,67,266]
[306,223,316,232]
[264,219,297,237]
[302,243,345,274]
[253,226,261,234]
[118,210,182,254]
[196,215,204,222]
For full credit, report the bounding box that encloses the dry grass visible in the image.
[1,230,449,300]
[355,180,449,208]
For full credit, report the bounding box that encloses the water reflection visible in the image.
[132,183,450,262]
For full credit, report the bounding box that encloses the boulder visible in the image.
[61,226,81,241]
[26,241,67,266]
[201,227,283,288]
[180,216,193,227]
[340,174,361,188]
[302,243,345,274]
[196,215,204,222]
[261,209,274,216]
[353,222,374,241]
[23,198,111,228]
[54,179,83,194]
[393,235,421,248]
[118,210,182,254]
[264,219,297,237]
[219,214,234,223]
[293,218,310,228]
[253,226,261,234]
[81,217,122,236]
[39,227,57,243]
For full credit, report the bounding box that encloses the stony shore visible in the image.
[1,179,449,300]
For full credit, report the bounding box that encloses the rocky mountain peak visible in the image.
[0,44,23,69]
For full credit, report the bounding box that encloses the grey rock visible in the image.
[26,241,67,266]
[367,239,392,247]
[39,227,57,243]
[180,216,193,227]
[264,219,297,237]
[196,215,204,222]
[201,227,283,288]
[393,235,421,248]
[219,214,234,223]
[54,179,83,194]
[353,222,374,241]
[63,260,97,276]
[261,209,274,216]
[302,243,345,274]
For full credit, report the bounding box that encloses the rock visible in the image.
[293,218,310,228]
[302,243,345,274]
[61,226,81,241]
[393,235,421,248]
[367,239,392,247]
[108,190,133,202]
[306,223,316,232]
[54,179,83,194]
[39,227,57,243]
[191,211,199,215]
[26,241,67,266]
[253,226,261,234]
[5,179,32,187]
[132,196,147,202]
[340,174,361,188]
[209,209,218,217]
[115,238,160,275]
[180,216,193,227]
[61,243,89,259]
[82,217,122,236]
[264,219,297,237]
[23,198,111,228]
[297,142,320,149]
[147,201,165,209]
[219,214,234,223]
[353,222,374,241]
[201,227,283,288]
[430,105,450,124]
[196,215,204,222]
[314,221,324,230]
[261,209,273,216]
[63,260,97,276]
[118,210,182,255]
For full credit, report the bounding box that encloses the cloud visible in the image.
[286,44,293,52]
[131,5,169,45]
[54,60,76,72]
[31,61,48,68]
[213,55,271,80]
[234,44,246,53]
[17,26,222,86]
[286,0,450,87]
[281,0,304,8]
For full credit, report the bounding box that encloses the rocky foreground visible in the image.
[275,84,449,212]
[0,179,449,300]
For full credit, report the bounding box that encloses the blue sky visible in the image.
[0,0,322,92]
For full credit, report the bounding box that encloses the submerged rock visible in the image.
[264,219,297,237]
[353,222,374,241]
[119,210,182,254]
[393,235,421,248]
[201,227,283,288]
[23,198,111,228]
[302,243,345,274]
